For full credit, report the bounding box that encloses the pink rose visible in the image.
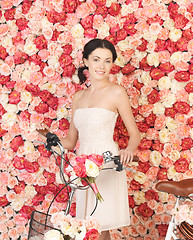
[9,90,20,104]
[13,156,26,170]
[25,83,40,96]
[0,45,8,60]
[0,195,9,207]
[59,118,70,131]
[88,154,104,168]
[34,35,47,50]
[38,145,52,157]
[14,181,25,194]
[19,205,35,220]
[83,229,100,240]
[73,162,87,178]
[24,161,40,173]
[15,18,29,31]
[174,158,189,173]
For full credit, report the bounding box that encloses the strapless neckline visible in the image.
[75,107,118,116]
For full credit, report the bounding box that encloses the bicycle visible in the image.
[155,179,193,240]
[28,132,138,239]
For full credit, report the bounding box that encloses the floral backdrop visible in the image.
[0,0,193,239]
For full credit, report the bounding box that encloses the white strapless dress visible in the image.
[73,108,130,231]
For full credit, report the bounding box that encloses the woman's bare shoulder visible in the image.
[108,83,127,95]
[72,89,87,106]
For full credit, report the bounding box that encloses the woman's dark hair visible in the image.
[78,39,117,84]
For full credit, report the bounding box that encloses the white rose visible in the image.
[60,222,77,238]
[71,24,84,38]
[153,102,165,115]
[11,197,25,211]
[24,42,38,56]
[4,103,18,113]
[170,52,183,64]
[75,225,87,240]
[22,70,31,83]
[143,30,157,42]
[167,166,178,180]
[158,76,171,90]
[47,56,59,68]
[138,96,148,105]
[44,230,63,240]
[1,36,13,49]
[171,80,186,94]
[169,27,182,42]
[141,71,151,85]
[149,151,162,167]
[162,93,176,108]
[166,117,177,131]
[106,0,117,7]
[117,40,130,51]
[169,150,180,161]
[134,171,147,184]
[98,22,110,38]
[55,171,69,184]
[133,191,146,205]
[146,52,160,67]
[41,83,56,94]
[158,192,169,203]
[2,112,17,126]
[57,108,69,119]
[0,93,8,105]
[24,185,37,198]
[24,141,35,155]
[21,91,32,103]
[85,159,99,177]
[163,18,175,30]
[135,50,147,62]
[114,53,126,67]
[159,128,170,143]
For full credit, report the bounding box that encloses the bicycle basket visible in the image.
[28,210,60,240]
[178,221,193,240]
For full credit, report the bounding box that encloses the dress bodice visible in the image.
[73,108,119,156]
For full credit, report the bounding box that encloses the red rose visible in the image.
[116,28,127,41]
[4,8,16,21]
[187,116,193,128]
[130,179,141,191]
[117,136,129,149]
[5,81,16,89]
[0,195,9,207]
[20,110,31,122]
[32,194,45,206]
[159,62,174,74]
[59,118,70,131]
[24,161,40,173]
[183,28,193,40]
[110,64,121,74]
[35,102,49,114]
[145,112,156,126]
[0,74,10,85]
[124,13,137,24]
[47,96,58,110]
[137,161,150,173]
[0,124,7,137]
[138,138,152,150]
[121,63,135,75]
[174,158,189,173]
[150,68,165,80]
[137,38,148,51]
[185,82,193,93]
[55,185,70,202]
[13,156,26,170]
[147,89,160,104]
[137,202,154,218]
[152,140,164,152]
[95,6,108,17]
[155,39,167,52]
[187,3,193,16]
[28,54,42,65]
[51,29,61,41]
[69,202,76,217]
[157,224,168,237]
[123,23,137,35]
[16,18,29,31]
[157,168,168,180]
[39,90,52,102]
[38,145,52,157]
[59,54,73,68]
[83,229,100,240]
[174,101,190,114]
[176,37,188,51]
[173,14,189,29]
[181,137,193,150]
[166,39,176,53]
[63,0,78,13]
[81,15,93,29]
[189,64,193,74]
[136,122,150,133]
[22,0,33,14]
[139,57,152,71]
[84,28,98,38]
[14,181,25,194]
[34,35,47,50]
[145,189,159,201]
[62,64,76,78]
[43,170,56,184]
[54,11,67,25]
[0,45,8,60]
[10,136,24,152]
[20,205,35,219]
[73,162,87,178]
[128,195,135,208]
[62,44,73,54]
[14,51,28,65]
[109,2,121,16]
[147,15,163,25]
[133,79,144,91]
[165,107,177,118]
[174,71,190,82]
[93,0,106,7]
[43,117,53,127]
[110,25,120,37]
[9,90,20,104]
[168,2,179,18]
[0,104,6,118]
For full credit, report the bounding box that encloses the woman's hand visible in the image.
[36,123,50,140]
[119,148,134,167]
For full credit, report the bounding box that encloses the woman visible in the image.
[37,39,141,240]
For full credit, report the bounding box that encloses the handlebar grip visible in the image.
[46,132,60,149]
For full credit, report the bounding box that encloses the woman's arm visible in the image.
[115,86,141,166]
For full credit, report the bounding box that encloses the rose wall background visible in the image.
[0,0,193,239]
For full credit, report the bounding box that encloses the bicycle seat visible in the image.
[155,179,193,197]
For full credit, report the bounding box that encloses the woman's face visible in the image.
[84,48,113,82]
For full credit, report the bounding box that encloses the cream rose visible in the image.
[141,71,151,85]
[146,52,159,67]
[158,76,171,90]
[24,42,38,56]
[24,141,35,155]
[169,27,182,42]
[162,93,176,108]
[85,159,99,177]
[24,185,37,198]
[163,18,175,30]
[170,52,183,64]
[41,83,57,94]
[133,191,146,205]
[98,22,110,38]
[2,112,17,127]
[71,24,84,38]
[166,117,177,131]
[134,171,147,184]
[44,230,63,240]
[153,102,165,115]
[57,108,69,119]
[169,150,180,161]
[21,91,32,103]
[149,151,162,167]
[159,128,170,143]
[167,166,178,180]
